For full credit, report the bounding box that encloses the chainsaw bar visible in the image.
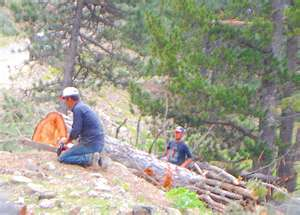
[19,138,57,153]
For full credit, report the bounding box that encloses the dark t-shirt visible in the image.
[167,140,192,165]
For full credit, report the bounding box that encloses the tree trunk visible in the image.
[271,0,285,60]
[277,4,298,190]
[256,0,285,174]
[60,0,84,113]
[257,78,277,174]
[277,108,296,191]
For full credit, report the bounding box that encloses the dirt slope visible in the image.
[0,151,177,214]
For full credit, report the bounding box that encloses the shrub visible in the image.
[0,92,44,152]
[246,179,268,201]
[166,187,212,214]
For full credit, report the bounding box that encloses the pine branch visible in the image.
[200,120,258,140]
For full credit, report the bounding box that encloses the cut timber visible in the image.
[196,162,240,185]
[32,112,68,147]
[103,136,257,212]
[29,112,262,212]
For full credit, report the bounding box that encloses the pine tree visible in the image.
[130,0,299,175]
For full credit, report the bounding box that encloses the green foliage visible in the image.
[119,0,160,55]
[285,0,300,35]
[280,93,300,112]
[128,82,164,117]
[0,10,17,36]
[243,138,273,163]
[127,0,300,171]
[272,189,288,202]
[0,92,45,152]
[42,66,62,81]
[8,0,39,22]
[166,187,211,213]
[246,179,268,201]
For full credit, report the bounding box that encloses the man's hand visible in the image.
[56,137,70,157]
[58,137,68,145]
[66,143,74,149]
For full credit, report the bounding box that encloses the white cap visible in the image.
[175,126,185,133]
[62,87,79,97]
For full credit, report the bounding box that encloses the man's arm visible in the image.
[68,108,83,142]
[161,141,171,159]
[180,144,193,168]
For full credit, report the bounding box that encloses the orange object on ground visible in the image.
[32,112,68,147]
[162,167,173,189]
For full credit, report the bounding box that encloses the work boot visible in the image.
[91,152,100,167]
[100,155,111,171]
[91,153,111,170]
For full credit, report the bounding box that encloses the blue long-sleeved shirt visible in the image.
[70,101,104,150]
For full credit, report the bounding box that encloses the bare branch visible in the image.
[201,120,258,140]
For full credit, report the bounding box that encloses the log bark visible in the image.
[196,162,240,185]
[28,112,269,212]
[20,133,258,212]
[103,136,257,211]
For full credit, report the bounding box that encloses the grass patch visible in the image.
[166,187,212,214]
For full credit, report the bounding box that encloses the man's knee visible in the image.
[58,152,69,163]
[98,144,104,153]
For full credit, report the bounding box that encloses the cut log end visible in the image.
[32,112,68,147]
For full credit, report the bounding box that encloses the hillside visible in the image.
[0,1,299,214]
[0,151,186,214]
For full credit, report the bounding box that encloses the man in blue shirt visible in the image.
[57,87,105,167]
[165,126,193,168]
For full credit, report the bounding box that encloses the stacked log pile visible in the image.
[103,136,256,213]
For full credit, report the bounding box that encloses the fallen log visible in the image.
[196,162,240,185]
[26,112,263,212]
[103,136,257,212]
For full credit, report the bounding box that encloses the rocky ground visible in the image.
[0,151,192,215]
